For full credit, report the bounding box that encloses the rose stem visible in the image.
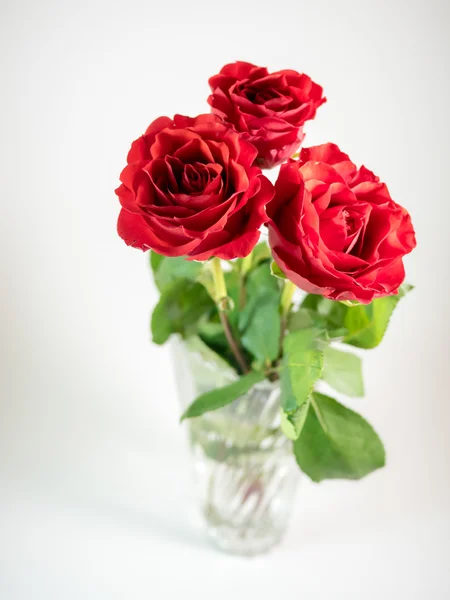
[219,312,249,374]
[279,279,296,350]
[238,251,253,310]
[211,257,249,374]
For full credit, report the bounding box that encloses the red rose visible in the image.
[208,61,325,169]
[267,143,416,303]
[115,114,274,260]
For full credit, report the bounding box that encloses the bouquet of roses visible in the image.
[115,62,416,482]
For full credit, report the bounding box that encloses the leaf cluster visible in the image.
[149,247,412,481]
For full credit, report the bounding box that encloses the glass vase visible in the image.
[172,337,300,556]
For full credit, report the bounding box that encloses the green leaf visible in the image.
[196,315,243,371]
[301,287,413,350]
[184,335,236,376]
[398,283,414,297]
[180,370,266,420]
[284,326,323,353]
[247,262,280,297]
[280,354,298,413]
[150,252,203,292]
[250,241,272,266]
[328,327,349,339]
[238,263,281,333]
[288,308,315,330]
[294,392,385,481]
[301,294,345,323]
[343,296,399,349]
[151,279,214,345]
[241,299,281,363]
[150,250,164,275]
[209,262,283,366]
[322,346,364,397]
[281,403,310,441]
[288,308,327,332]
[270,260,287,280]
[198,319,225,344]
[282,330,324,407]
[279,329,324,440]
[301,294,346,315]
[234,241,271,274]
[300,294,322,311]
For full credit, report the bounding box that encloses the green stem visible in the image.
[211,257,227,302]
[279,279,296,355]
[280,280,296,319]
[238,251,253,310]
[210,257,249,374]
[240,252,253,277]
[238,275,246,311]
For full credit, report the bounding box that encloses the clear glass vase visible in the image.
[172,337,300,556]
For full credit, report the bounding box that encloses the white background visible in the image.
[1,0,450,598]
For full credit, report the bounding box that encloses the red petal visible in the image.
[117,209,197,256]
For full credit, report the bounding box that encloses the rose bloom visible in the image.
[266,143,416,303]
[115,114,274,260]
[208,61,325,169]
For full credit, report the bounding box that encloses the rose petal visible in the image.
[117,209,198,255]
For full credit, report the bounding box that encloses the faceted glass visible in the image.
[172,337,300,555]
